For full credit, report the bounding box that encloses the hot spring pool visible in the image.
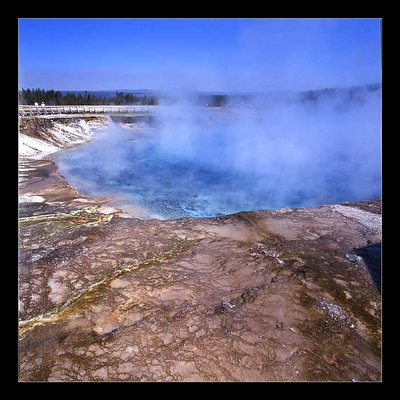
[53,108,381,220]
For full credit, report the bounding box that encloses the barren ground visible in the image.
[18,117,381,382]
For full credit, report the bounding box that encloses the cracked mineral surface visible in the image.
[18,116,381,382]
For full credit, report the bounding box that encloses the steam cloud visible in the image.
[56,86,381,218]
[151,87,381,208]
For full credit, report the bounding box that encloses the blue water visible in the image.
[54,131,283,218]
[53,101,381,220]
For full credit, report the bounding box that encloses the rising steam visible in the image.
[55,85,381,218]
[151,86,381,208]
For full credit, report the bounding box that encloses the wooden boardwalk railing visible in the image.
[18,105,156,116]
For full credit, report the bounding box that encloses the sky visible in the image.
[18,18,381,92]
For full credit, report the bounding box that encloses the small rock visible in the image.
[223,301,235,309]
[215,301,235,314]
[276,321,284,331]
[345,253,362,263]
[271,276,278,283]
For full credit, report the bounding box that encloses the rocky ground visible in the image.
[18,117,382,382]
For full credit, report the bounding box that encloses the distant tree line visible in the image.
[18,88,232,107]
[19,84,380,107]
[19,88,159,106]
[300,83,381,104]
